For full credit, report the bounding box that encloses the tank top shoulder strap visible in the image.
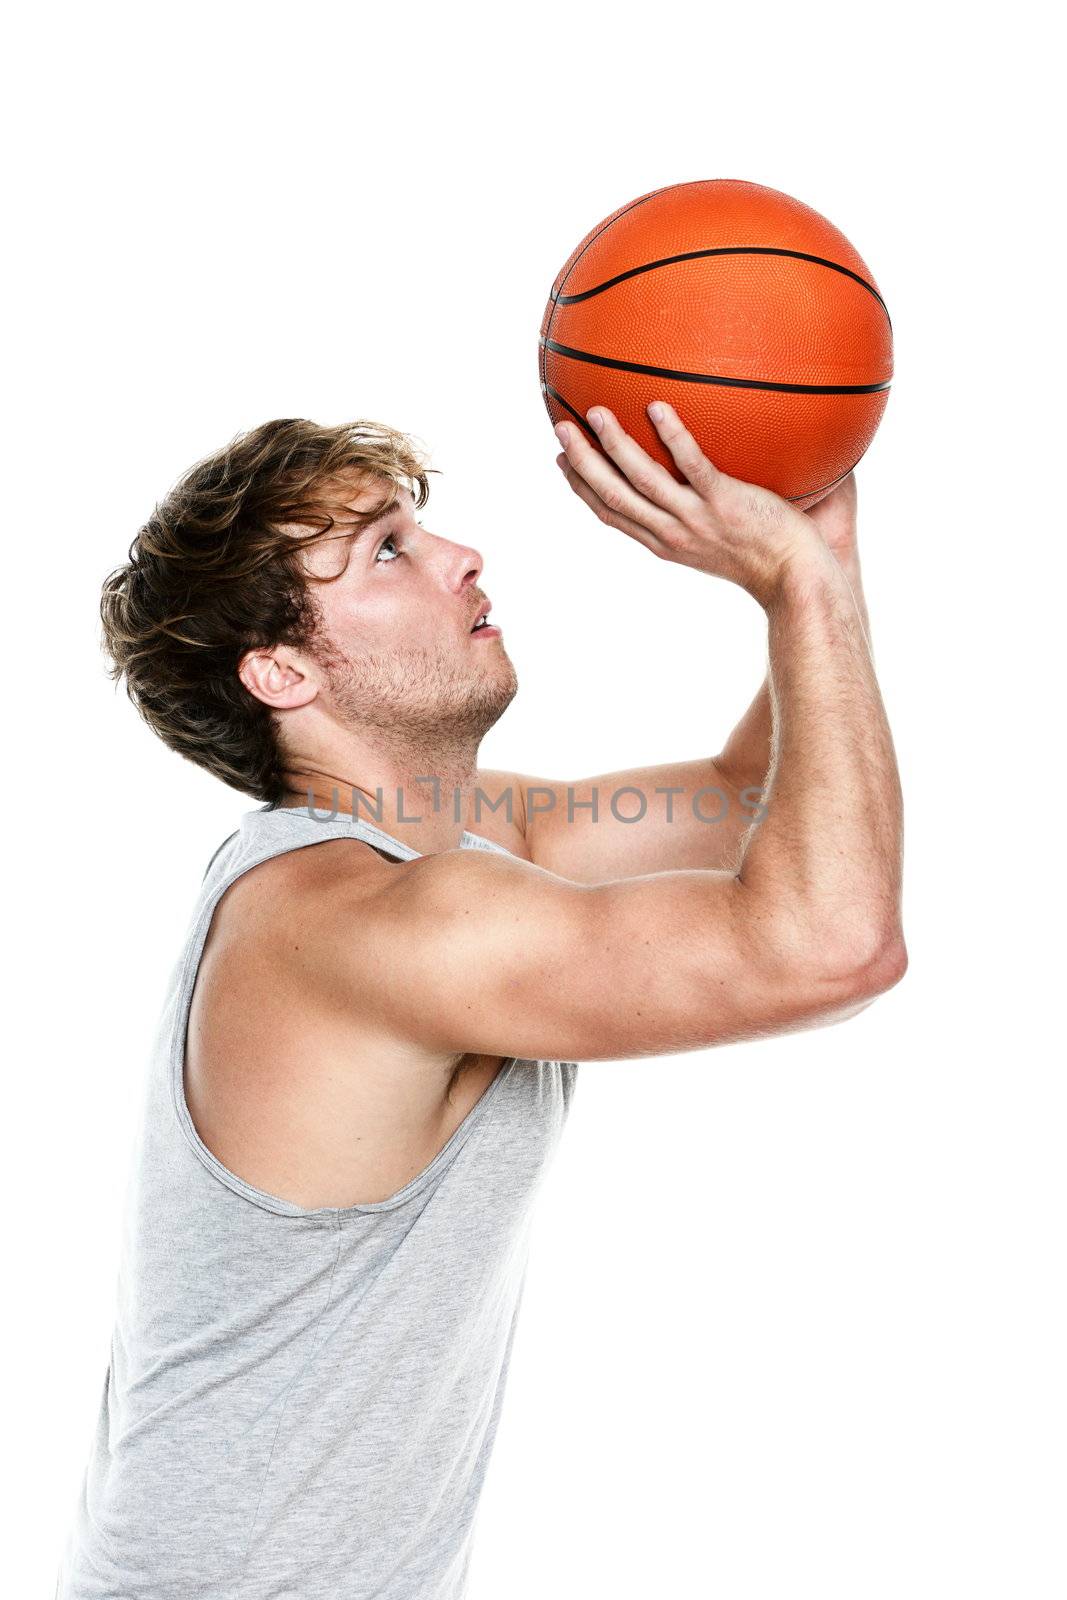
[200,802,514,895]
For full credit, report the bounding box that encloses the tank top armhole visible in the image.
[173,818,524,1219]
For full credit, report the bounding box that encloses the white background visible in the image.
[6,3,1063,1596]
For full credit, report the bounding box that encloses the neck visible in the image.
[277,738,484,855]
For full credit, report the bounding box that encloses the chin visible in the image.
[470,657,518,726]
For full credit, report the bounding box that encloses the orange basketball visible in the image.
[539,178,892,510]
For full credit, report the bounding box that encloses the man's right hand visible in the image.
[555,401,835,607]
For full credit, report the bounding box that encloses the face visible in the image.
[297,477,518,745]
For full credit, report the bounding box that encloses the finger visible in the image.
[648,401,721,500]
[556,452,670,556]
[556,417,678,542]
[583,405,694,520]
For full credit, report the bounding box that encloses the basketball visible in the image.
[539,178,892,510]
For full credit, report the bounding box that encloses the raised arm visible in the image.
[716,469,873,795]
[309,404,906,1064]
[511,466,876,883]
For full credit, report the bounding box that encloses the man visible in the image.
[57,402,906,1598]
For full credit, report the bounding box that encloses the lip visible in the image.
[469,622,501,640]
[469,599,496,636]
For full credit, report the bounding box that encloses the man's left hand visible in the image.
[804,471,859,567]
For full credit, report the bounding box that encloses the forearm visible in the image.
[716,549,873,792]
[835,547,873,651]
[736,548,904,974]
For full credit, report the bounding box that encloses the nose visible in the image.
[433,533,483,593]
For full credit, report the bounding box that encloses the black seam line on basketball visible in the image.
[542,384,602,446]
[542,339,892,395]
[545,186,677,384]
[545,190,663,393]
[552,190,663,304]
[552,246,891,323]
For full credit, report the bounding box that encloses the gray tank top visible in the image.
[56,802,579,1600]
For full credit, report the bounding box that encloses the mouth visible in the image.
[470,602,501,639]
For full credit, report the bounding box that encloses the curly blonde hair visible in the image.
[100,417,438,802]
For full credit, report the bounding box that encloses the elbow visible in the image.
[826,928,909,1001]
[739,891,909,1031]
[774,931,906,1034]
[868,932,909,996]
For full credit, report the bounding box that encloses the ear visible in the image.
[238,647,319,711]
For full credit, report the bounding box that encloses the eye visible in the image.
[374,532,402,564]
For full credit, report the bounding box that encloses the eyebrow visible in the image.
[352,493,411,539]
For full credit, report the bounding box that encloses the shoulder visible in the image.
[214,793,539,973]
[213,834,398,942]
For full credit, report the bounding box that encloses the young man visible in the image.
[57,402,906,1598]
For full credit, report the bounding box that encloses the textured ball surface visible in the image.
[539,179,892,510]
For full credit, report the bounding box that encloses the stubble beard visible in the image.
[317,637,519,771]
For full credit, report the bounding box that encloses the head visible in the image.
[100,418,517,803]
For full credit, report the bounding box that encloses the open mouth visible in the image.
[470,606,499,636]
